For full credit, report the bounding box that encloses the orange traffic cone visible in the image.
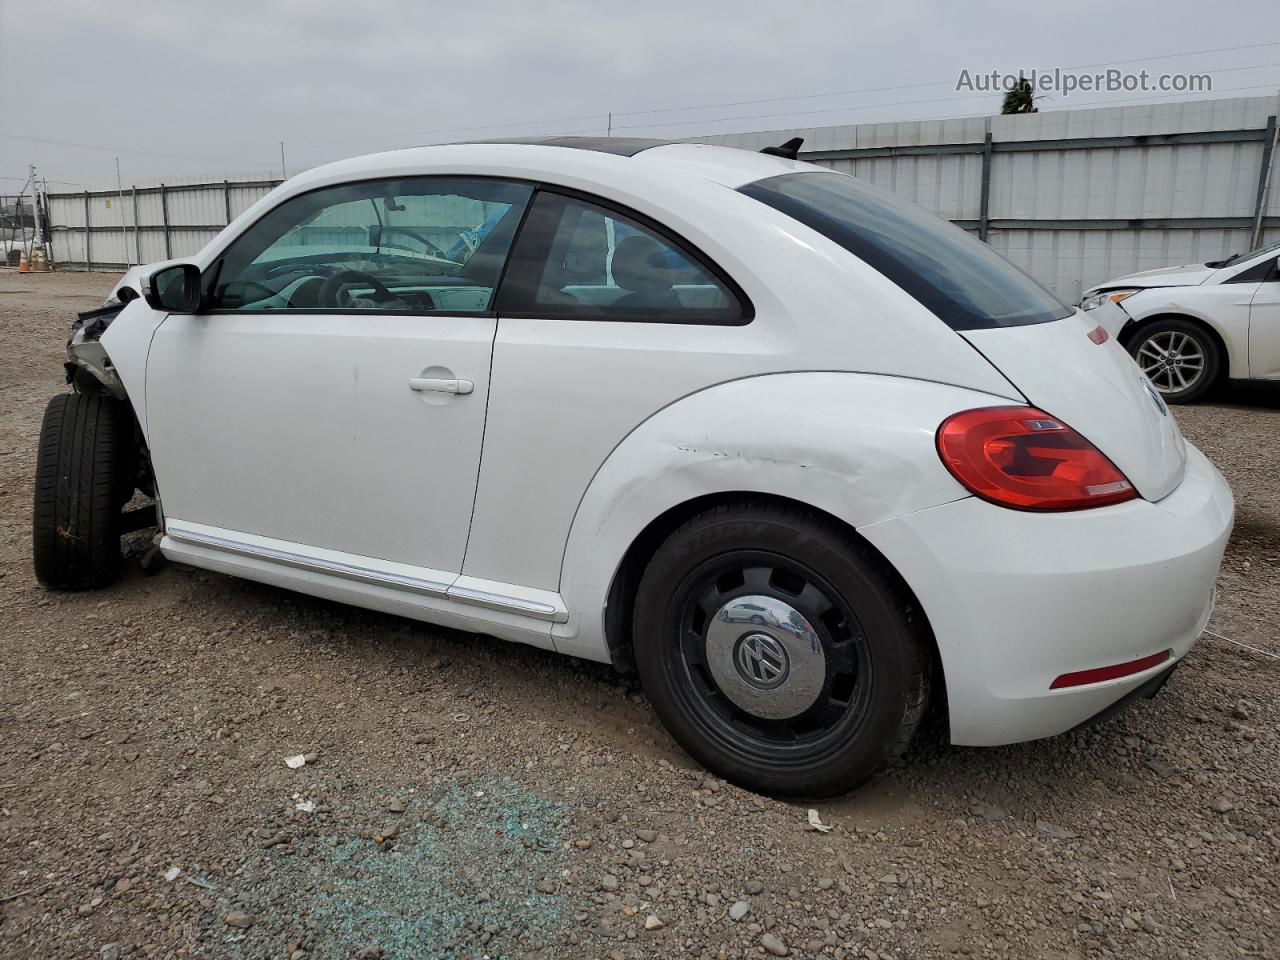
[17,250,30,273]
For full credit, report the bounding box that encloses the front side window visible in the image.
[211,177,533,313]
[741,171,1072,330]
[497,191,747,323]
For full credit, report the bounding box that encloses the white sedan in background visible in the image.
[1081,238,1280,403]
[36,138,1233,798]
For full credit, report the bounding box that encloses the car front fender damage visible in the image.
[61,291,161,513]
[65,301,133,399]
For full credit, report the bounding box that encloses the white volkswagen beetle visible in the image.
[1080,238,1280,403]
[36,137,1233,797]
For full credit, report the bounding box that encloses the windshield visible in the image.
[740,171,1072,331]
[1206,237,1280,268]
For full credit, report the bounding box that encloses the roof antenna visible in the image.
[760,137,804,160]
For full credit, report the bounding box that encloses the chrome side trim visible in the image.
[164,527,452,598]
[164,524,566,622]
[445,585,563,621]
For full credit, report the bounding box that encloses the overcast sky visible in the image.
[3,0,1280,191]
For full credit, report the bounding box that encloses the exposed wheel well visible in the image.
[67,378,155,499]
[603,491,946,717]
[1119,313,1230,385]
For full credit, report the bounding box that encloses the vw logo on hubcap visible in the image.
[734,633,790,689]
[705,594,826,720]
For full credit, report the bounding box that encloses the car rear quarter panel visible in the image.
[460,168,1022,597]
[550,372,1011,662]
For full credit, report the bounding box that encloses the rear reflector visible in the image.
[1050,650,1171,689]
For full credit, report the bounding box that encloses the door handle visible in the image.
[408,377,473,395]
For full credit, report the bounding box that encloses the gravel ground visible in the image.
[1,270,1277,960]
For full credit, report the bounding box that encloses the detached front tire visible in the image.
[633,501,931,799]
[33,392,134,590]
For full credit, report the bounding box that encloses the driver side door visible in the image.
[145,176,533,584]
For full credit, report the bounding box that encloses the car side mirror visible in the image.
[142,263,202,313]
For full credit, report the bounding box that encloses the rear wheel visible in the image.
[1128,318,1220,404]
[32,392,135,590]
[632,501,931,799]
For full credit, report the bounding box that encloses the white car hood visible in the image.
[1087,262,1215,293]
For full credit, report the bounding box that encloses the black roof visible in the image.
[461,136,680,157]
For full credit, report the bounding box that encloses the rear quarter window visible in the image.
[740,171,1072,331]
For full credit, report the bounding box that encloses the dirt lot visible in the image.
[1,270,1277,960]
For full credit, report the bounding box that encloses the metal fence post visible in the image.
[83,192,91,270]
[160,183,171,259]
[132,186,141,265]
[979,124,994,243]
[223,179,232,225]
[1250,114,1277,249]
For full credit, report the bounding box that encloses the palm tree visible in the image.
[1002,74,1038,114]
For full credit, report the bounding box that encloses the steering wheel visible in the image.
[318,269,394,307]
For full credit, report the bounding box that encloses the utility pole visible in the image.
[115,157,130,266]
[28,163,44,262]
[41,177,53,268]
[279,141,288,180]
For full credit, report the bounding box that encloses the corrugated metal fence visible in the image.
[47,177,282,272]
[44,95,1280,302]
[703,95,1280,301]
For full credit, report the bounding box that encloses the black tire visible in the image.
[632,501,931,799]
[32,392,134,590]
[1127,318,1221,404]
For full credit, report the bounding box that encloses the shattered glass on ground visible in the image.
[198,774,571,959]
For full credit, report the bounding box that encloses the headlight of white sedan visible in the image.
[1080,288,1139,311]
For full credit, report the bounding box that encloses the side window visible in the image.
[211,178,533,313]
[497,191,748,323]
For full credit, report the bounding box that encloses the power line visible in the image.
[9,39,1280,175]
[278,39,1280,149]
[0,174,83,186]
[0,132,272,168]
[790,80,1280,135]
[272,73,1280,170]
[611,67,1280,134]
[613,40,1280,120]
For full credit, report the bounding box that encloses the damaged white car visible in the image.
[37,138,1232,798]
[1080,238,1280,403]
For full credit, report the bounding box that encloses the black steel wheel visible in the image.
[633,500,931,799]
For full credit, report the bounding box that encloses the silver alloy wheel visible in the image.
[704,594,826,720]
[1136,330,1206,394]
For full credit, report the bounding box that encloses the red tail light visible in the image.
[936,406,1137,511]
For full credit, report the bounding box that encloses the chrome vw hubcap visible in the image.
[735,633,790,688]
[1137,331,1205,394]
[705,595,826,720]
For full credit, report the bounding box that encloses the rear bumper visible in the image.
[1069,662,1178,734]
[859,442,1233,746]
